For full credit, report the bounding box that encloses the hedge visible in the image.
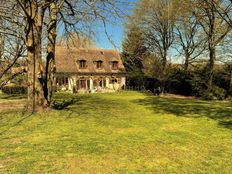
[2,85,27,94]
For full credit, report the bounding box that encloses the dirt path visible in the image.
[0,100,26,112]
[162,93,196,99]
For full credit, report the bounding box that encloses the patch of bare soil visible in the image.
[162,93,197,99]
[0,100,25,112]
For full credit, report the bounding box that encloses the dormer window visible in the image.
[112,61,118,70]
[79,60,86,68]
[96,60,103,69]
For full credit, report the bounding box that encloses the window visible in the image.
[96,60,103,69]
[57,77,68,85]
[110,78,117,84]
[57,77,62,85]
[79,60,86,68]
[99,80,103,87]
[80,80,86,89]
[112,61,118,69]
[99,79,106,87]
[87,80,90,89]
[93,80,98,87]
[65,77,68,84]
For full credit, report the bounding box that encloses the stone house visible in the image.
[55,46,126,93]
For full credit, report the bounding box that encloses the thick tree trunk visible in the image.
[184,51,189,71]
[25,1,47,112]
[207,45,216,91]
[26,27,46,112]
[205,2,217,92]
[44,2,57,105]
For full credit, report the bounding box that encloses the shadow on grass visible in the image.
[0,93,124,137]
[51,94,100,110]
[52,93,128,124]
[52,98,79,110]
[0,113,33,135]
[133,95,232,130]
[219,120,232,130]
[0,94,26,100]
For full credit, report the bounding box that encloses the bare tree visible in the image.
[217,31,232,96]
[57,32,95,48]
[210,0,232,26]
[174,12,207,70]
[43,1,58,105]
[0,41,26,89]
[0,2,26,89]
[196,0,232,90]
[134,0,177,92]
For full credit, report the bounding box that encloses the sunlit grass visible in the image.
[0,91,232,173]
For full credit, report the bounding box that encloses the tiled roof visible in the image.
[55,46,126,74]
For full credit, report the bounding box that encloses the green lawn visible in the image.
[0,91,232,173]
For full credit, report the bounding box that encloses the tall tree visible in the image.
[0,2,26,89]
[23,0,48,112]
[133,0,178,92]
[218,31,232,96]
[57,32,95,48]
[196,0,232,90]
[43,1,58,105]
[174,11,207,70]
[122,24,147,78]
[210,0,232,26]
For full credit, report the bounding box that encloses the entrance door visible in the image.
[87,80,90,89]
[80,80,86,89]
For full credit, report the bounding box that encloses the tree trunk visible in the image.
[44,2,57,105]
[205,1,216,92]
[207,45,216,91]
[184,51,189,71]
[25,1,47,112]
[228,68,232,96]
[0,33,4,58]
[161,50,167,93]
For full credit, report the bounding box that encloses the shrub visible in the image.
[2,85,27,94]
[166,68,204,96]
[212,86,226,100]
[201,86,226,100]
[227,88,232,98]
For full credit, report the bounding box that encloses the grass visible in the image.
[0,91,232,173]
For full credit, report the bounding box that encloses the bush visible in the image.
[166,68,203,96]
[225,96,232,102]
[227,88,232,98]
[201,86,226,100]
[2,85,27,94]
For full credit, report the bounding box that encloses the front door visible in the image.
[80,80,86,89]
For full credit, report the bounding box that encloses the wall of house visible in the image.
[56,75,126,93]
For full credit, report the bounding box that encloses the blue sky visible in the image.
[57,1,135,51]
[94,1,136,51]
[95,22,125,51]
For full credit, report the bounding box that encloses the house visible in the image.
[55,46,126,93]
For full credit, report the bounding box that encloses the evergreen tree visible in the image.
[122,25,148,87]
